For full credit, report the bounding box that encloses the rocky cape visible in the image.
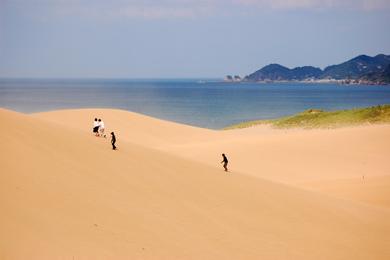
[228,54,390,85]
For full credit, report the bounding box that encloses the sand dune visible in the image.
[302,175,390,208]
[36,109,390,206]
[35,109,390,182]
[1,108,390,259]
[167,125,390,182]
[34,108,217,147]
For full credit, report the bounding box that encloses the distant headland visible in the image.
[225,54,390,85]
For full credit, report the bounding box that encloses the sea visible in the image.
[1,78,390,129]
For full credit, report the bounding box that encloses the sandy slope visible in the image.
[1,108,390,259]
[302,175,390,208]
[36,109,390,207]
[35,109,390,182]
[34,108,217,147]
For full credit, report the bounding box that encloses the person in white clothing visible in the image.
[93,118,99,136]
[98,119,106,138]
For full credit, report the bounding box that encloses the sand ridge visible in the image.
[1,108,390,259]
[36,109,390,199]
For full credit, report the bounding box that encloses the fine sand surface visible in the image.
[36,109,390,206]
[1,108,390,259]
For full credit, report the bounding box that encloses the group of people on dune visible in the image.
[92,118,228,170]
[93,118,106,138]
[93,118,116,150]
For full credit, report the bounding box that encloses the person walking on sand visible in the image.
[93,118,99,137]
[221,153,229,172]
[111,132,117,150]
[98,119,106,138]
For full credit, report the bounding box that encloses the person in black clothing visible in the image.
[111,132,117,150]
[221,153,228,172]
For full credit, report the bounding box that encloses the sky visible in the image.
[0,0,390,78]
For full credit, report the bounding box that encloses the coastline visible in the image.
[225,54,390,86]
[223,78,390,86]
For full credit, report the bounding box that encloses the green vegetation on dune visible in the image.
[224,105,390,130]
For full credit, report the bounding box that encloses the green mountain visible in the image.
[245,64,322,81]
[322,54,390,79]
[243,54,390,84]
[358,64,390,84]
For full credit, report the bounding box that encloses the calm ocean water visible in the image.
[1,79,390,129]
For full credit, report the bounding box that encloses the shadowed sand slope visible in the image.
[2,108,389,259]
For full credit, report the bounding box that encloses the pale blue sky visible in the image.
[1,0,389,78]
